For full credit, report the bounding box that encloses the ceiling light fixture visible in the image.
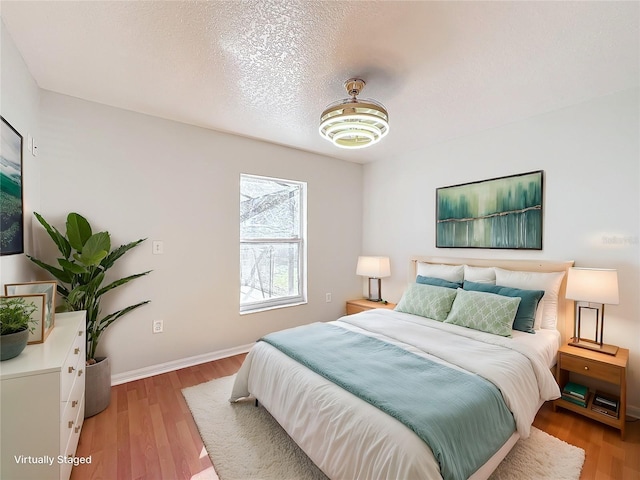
[319,78,389,149]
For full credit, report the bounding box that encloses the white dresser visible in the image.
[1,311,86,480]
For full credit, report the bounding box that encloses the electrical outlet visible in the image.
[326,293,332,303]
[152,320,163,334]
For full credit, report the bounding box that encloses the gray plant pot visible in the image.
[0,329,30,361]
[85,356,111,418]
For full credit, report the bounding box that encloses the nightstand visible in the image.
[554,343,628,439]
[346,298,396,315]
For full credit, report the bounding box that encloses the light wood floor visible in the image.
[71,354,640,480]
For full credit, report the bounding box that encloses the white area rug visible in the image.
[183,375,585,480]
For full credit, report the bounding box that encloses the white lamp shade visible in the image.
[565,267,619,305]
[356,256,391,278]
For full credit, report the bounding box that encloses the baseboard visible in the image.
[110,343,254,386]
[627,404,640,420]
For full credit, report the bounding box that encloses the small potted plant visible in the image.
[0,296,38,361]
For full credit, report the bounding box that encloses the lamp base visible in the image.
[367,277,382,302]
[569,337,619,356]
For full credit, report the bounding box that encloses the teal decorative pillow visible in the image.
[463,281,544,334]
[394,283,458,321]
[444,288,521,337]
[416,275,462,289]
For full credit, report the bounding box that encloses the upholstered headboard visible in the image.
[409,256,575,344]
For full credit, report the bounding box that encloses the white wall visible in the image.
[362,88,640,414]
[36,91,363,377]
[0,20,41,284]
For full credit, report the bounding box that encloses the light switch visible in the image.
[152,240,164,255]
[27,134,38,157]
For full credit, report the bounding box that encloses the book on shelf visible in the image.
[563,381,588,400]
[561,392,589,408]
[562,390,587,402]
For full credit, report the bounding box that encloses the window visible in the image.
[240,174,306,312]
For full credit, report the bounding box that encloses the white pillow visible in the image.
[416,263,464,282]
[463,265,496,284]
[494,268,565,329]
[533,299,545,330]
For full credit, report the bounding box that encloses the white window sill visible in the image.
[240,301,307,315]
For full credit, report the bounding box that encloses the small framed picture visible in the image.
[4,281,56,342]
[0,293,47,344]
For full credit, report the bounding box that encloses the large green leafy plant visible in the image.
[28,212,151,362]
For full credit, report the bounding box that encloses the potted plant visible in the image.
[0,296,38,361]
[27,212,151,416]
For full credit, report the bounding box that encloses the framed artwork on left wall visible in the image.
[0,116,24,256]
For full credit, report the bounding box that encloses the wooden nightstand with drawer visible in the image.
[554,343,629,438]
[346,298,396,315]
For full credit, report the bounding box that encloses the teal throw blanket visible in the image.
[261,323,515,480]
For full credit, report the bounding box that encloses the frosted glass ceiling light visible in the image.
[319,78,389,149]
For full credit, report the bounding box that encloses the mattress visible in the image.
[231,309,561,480]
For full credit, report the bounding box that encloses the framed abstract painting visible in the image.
[436,170,543,250]
[0,116,24,256]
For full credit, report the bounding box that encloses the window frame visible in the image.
[239,174,307,313]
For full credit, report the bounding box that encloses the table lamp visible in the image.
[356,256,391,302]
[565,267,619,355]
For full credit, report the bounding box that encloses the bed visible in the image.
[230,256,574,480]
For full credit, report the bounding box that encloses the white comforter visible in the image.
[231,309,561,480]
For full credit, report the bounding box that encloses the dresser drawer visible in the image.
[60,367,85,448]
[61,327,85,401]
[560,354,622,383]
[60,364,84,432]
[346,304,368,315]
[61,394,84,480]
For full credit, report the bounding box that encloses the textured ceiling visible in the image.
[1,1,638,164]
